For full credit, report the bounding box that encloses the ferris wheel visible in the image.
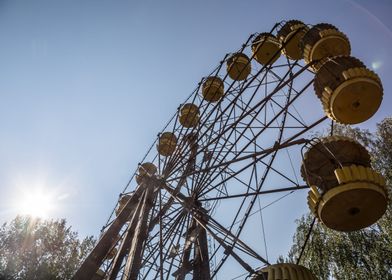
[73,20,388,280]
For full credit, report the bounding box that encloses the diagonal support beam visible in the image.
[122,180,157,280]
[72,187,144,280]
[174,219,196,280]
[107,191,147,280]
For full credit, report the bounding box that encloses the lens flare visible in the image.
[16,189,54,218]
[371,60,383,70]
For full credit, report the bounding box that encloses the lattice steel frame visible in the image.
[73,21,329,280]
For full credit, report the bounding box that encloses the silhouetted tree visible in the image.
[0,216,95,280]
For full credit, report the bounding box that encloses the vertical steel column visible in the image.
[174,219,196,280]
[107,191,145,280]
[193,222,211,279]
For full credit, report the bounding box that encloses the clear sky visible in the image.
[0,0,391,275]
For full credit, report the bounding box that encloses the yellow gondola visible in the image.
[136,162,157,185]
[179,103,200,128]
[301,23,350,71]
[115,194,132,216]
[277,20,309,60]
[302,136,388,231]
[226,53,251,81]
[157,132,177,156]
[202,76,224,102]
[252,263,317,280]
[314,56,383,124]
[251,33,281,65]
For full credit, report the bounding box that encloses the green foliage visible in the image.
[0,216,95,280]
[287,117,392,280]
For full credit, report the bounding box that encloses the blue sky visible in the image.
[0,0,391,274]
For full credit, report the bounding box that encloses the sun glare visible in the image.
[371,60,383,70]
[16,189,54,218]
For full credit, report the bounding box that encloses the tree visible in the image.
[286,117,392,280]
[0,216,95,280]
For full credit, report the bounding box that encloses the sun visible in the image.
[16,189,54,218]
